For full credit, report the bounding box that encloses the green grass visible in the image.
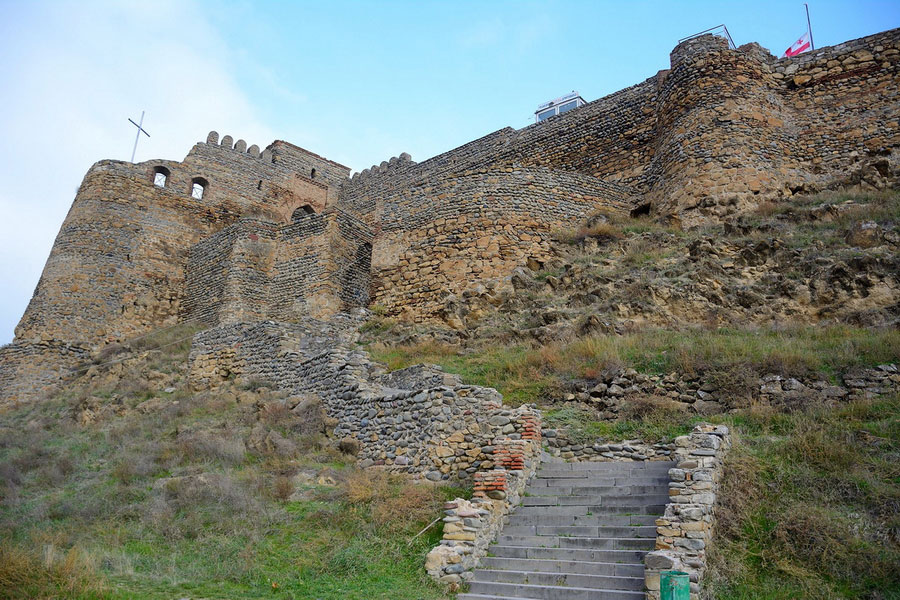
[705,394,900,599]
[369,325,899,407]
[0,334,455,600]
[370,342,555,407]
[542,405,697,444]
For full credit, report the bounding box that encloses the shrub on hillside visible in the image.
[0,545,107,600]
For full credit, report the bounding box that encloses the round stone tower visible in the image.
[647,34,798,224]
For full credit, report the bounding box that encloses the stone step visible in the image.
[538,461,676,472]
[505,514,658,527]
[513,504,667,517]
[536,465,672,473]
[480,556,644,578]
[527,485,663,496]
[488,545,648,564]
[464,580,645,599]
[521,494,671,506]
[530,477,670,487]
[473,569,644,591]
[535,467,672,478]
[500,525,657,538]
[459,457,670,600]
[495,536,655,551]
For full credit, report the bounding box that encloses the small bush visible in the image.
[241,378,275,392]
[338,437,361,456]
[341,469,443,532]
[272,476,295,502]
[0,545,107,599]
[177,430,246,466]
[360,316,396,335]
[371,483,437,530]
[344,469,387,504]
[111,451,160,484]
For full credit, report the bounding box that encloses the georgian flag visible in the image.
[783,31,811,57]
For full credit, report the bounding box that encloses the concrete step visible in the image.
[513,504,667,517]
[488,545,648,564]
[536,467,672,478]
[527,485,664,496]
[480,556,644,578]
[521,494,671,507]
[500,525,657,538]
[505,514,658,527]
[530,477,670,487]
[538,461,676,472]
[495,536,655,551]
[465,581,645,599]
[473,569,644,591]
[461,457,670,600]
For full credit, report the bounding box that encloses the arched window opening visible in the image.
[153,166,170,188]
[291,205,315,222]
[191,177,209,200]
[310,168,317,179]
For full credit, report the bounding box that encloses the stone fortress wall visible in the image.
[2,28,900,406]
[187,318,541,482]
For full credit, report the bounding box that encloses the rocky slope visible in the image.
[431,189,899,343]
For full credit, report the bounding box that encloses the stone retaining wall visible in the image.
[371,167,633,321]
[543,364,899,448]
[188,319,541,481]
[425,434,541,589]
[644,424,731,600]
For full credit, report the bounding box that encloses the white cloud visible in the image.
[0,0,278,344]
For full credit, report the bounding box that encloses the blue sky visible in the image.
[1,0,898,344]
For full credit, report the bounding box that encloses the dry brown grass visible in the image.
[272,475,294,502]
[343,469,388,504]
[618,394,688,421]
[555,222,625,245]
[176,430,246,465]
[341,469,442,531]
[753,200,780,217]
[0,545,107,600]
[371,484,436,530]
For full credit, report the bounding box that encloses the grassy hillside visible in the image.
[707,394,900,599]
[2,188,898,599]
[0,332,456,600]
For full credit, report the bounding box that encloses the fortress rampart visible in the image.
[2,28,899,405]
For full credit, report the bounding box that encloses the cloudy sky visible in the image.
[1,0,897,344]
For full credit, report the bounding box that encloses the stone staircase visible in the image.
[458,456,674,600]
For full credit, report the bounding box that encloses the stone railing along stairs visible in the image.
[458,455,674,600]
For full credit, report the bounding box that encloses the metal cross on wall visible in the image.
[128,110,150,163]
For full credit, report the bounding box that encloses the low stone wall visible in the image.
[545,364,900,425]
[0,341,90,408]
[425,436,541,589]
[545,434,676,462]
[189,319,541,481]
[334,383,540,481]
[644,423,731,600]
